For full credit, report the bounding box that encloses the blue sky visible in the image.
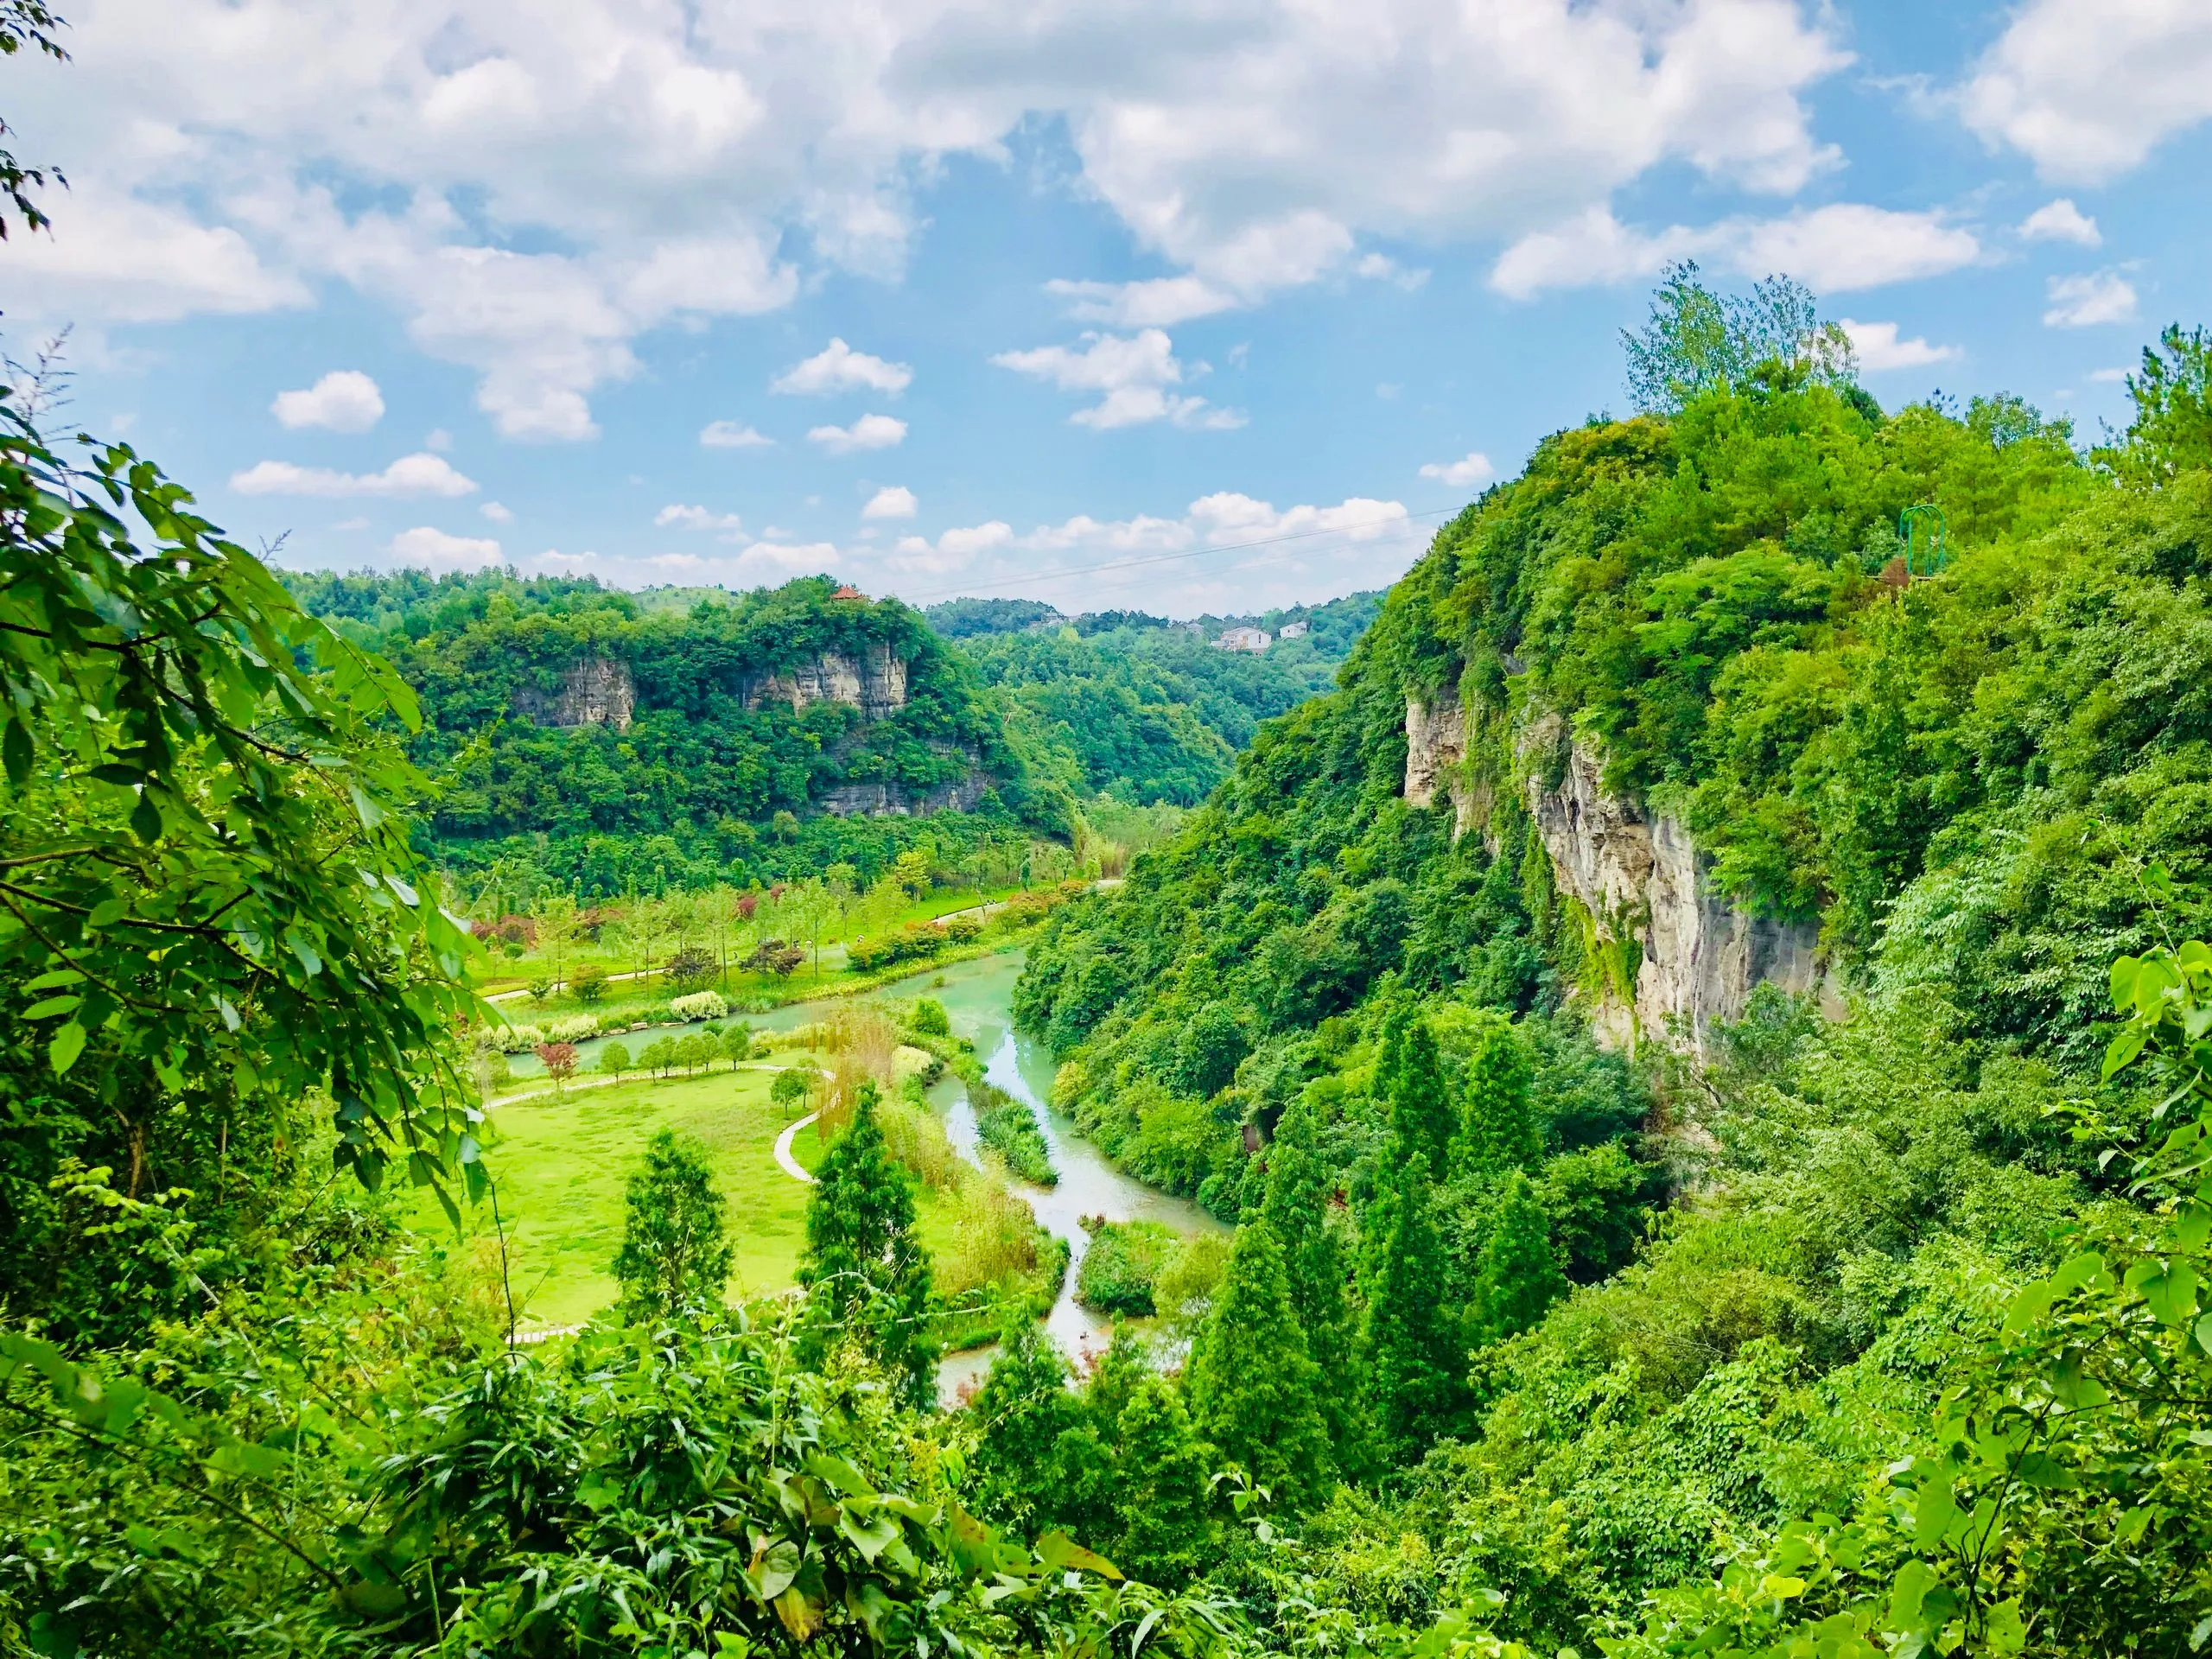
[4,0,2208,615]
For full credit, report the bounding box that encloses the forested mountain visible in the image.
[1011,289,2212,1650]
[283,569,1377,889]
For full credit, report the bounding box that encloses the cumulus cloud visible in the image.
[1419,452,1496,486]
[657,504,745,532]
[862,486,918,519]
[992,329,1244,430]
[390,525,502,569]
[735,539,841,572]
[1046,276,1241,327]
[481,501,514,523]
[808,414,908,454]
[2019,198,2101,246]
[2044,270,2139,327]
[271,369,385,432]
[1961,1,2212,183]
[2088,365,2132,383]
[1840,320,1963,372]
[230,452,477,498]
[700,420,773,448]
[10,0,1859,433]
[772,338,912,396]
[1493,203,1980,299]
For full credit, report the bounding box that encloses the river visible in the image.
[510,947,1222,1386]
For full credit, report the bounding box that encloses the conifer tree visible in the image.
[1388,1015,1456,1179]
[1471,1170,1567,1344]
[1110,1376,1215,1585]
[1185,1220,1332,1507]
[1456,1011,1538,1174]
[967,1318,1104,1535]
[612,1128,734,1321]
[1361,1150,1465,1461]
[1262,1092,1370,1473]
[798,1081,938,1407]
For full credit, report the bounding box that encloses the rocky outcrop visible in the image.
[818,770,990,818]
[1403,694,1481,839]
[1518,715,1828,1052]
[744,645,910,718]
[512,657,635,730]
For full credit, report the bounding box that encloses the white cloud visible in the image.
[1493,203,1980,299]
[390,525,502,569]
[424,428,453,452]
[1419,451,1496,487]
[1840,320,1963,372]
[271,369,385,432]
[2088,365,2132,383]
[230,451,477,498]
[772,338,912,396]
[10,0,1856,428]
[862,486,918,520]
[656,503,745,532]
[1046,276,1241,327]
[736,539,840,572]
[992,329,1244,430]
[808,414,908,454]
[700,420,773,448]
[1962,1,2212,184]
[480,500,514,523]
[2044,271,2139,327]
[2019,198,2101,247]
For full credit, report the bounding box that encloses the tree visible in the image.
[598,1040,631,1082]
[1623,260,1857,415]
[1387,1014,1454,1179]
[2095,322,2212,484]
[536,1041,579,1094]
[0,1,68,239]
[721,1025,753,1066]
[965,1318,1107,1539]
[1185,1220,1332,1508]
[1454,1011,1538,1175]
[1109,1376,1215,1586]
[798,1081,937,1407]
[892,848,933,900]
[1470,1170,1565,1344]
[1361,1152,1465,1461]
[664,947,715,992]
[611,1128,733,1319]
[1261,1091,1367,1471]
[572,961,608,1003]
[0,391,477,1337]
[772,1067,811,1119]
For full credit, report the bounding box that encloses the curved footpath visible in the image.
[772,1110,822,1184]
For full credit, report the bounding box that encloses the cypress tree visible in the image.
[1388,1015,1455,1179]
[1456,1011,1538,1174]
[1471,1170,1567,1344]
[1361,1149,1465,1461]
[611,1128,734,1321]
[967,1318,1102,1535]
[1185,1220,1332,1508]
[1110,1376,1215,1585]
[1261,1092,1370,1473]
[798,1081,938,1408]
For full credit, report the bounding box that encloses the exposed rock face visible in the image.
[744,645,910,718]
[1403,695,1481,840]
[1518,715,1827,1052]
[818,769,989,818]
[512,657,635,730]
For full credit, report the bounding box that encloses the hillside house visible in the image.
[1214,626,1271,652]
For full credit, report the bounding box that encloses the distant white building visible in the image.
[1279,619,1309,639]
[1215,626,1272,652]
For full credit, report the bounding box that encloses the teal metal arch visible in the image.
[1900,504,1949,578]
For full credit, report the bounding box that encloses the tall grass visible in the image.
[933,1155,1046,1297]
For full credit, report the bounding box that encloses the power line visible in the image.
[896,505,1463,605]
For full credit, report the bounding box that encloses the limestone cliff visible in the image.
[511,657,635,730]
[1405,696,1827,1052]
[743,644,910,718]
[818,768,990,818]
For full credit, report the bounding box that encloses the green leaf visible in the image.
[1033,1529,1122,1580]
[1913,1479,1958,1549]
[22,995,82,1020]
[130,790,161,843]
[23,969,86,991]
[1,718,30,785]
[1984,1599,2027,1654]
[48,1021,86,1075]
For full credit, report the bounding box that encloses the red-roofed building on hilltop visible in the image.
[832,584,866,602]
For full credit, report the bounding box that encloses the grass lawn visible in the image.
[429,1061,998,1332]
[435,1065,832,1329]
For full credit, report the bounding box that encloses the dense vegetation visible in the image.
[11,249,2212,1659]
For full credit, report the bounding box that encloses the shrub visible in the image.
[1075,1219,1179,1316]
[847,925,946,974]
[547,1014,599,1044]
[934,1166,1047,1297]
[664,948,717,991]
[743,938,804,977]
[944,914,982,944]
[912,998,950,1038]
[876,1097,964,1192]
[571,962,608,1003]
[971,1078,1057,1186]
[491,1022,545,1054]
[670,989,728,1021]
